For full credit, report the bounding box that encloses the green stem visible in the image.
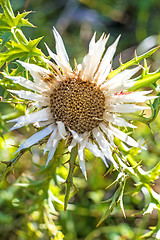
[64,145,78,211]
[0,0,15,19]
[0,149,25,182]
[14,29,28,45]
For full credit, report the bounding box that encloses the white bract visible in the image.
[7,28,155,179]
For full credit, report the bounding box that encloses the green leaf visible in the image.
[0,31,12,50]
[0,13,12,32]
[140,229,154,239]
[13,11,35,28]
[0,1,33,30]
[97,188,119,226]
[28,37,43,48]
[0,113,7,138]
[0,150,26,183]
[129,71,160,91]
[97,173,126,226]
[145,93,160,123]
[108,45,160,79]
[0,0,15,20]
[0,37,43,67]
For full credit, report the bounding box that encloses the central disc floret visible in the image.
[50,78,105,134]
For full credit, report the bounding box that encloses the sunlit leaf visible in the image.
[108,46,160,79]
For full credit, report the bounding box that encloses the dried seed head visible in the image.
[50,78,105,134]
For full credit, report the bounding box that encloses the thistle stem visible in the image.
[64,145,78,211]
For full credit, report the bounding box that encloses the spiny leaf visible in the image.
[108,45,160,79]
[129,71,160,91]
[14,11,34,28]
[0,0,15,20]
[0,1,33,30]
[97,188,120,226]
[0,149,25,183]
[0,37,43,67]
[27,37,43,51]
[97,174,126,226]
[0,14,13,32]
[0,32,12,50]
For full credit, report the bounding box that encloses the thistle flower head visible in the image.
[7,27,155,179]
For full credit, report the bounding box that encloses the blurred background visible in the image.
[10,0,160,67]
[0,0,160,239]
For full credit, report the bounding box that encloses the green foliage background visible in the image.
[0,0,160,239]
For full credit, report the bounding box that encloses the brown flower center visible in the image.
[50,78,105,134]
